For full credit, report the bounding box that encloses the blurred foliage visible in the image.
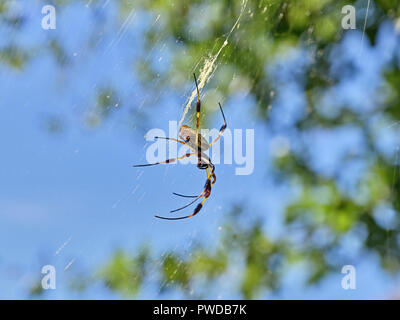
[86,87,120,127]
[0,45,29,70]
[7,0,400,298]
[29,280,45,297]
[64,208,291,299]
[98,248,149,297]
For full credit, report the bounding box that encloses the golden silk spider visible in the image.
[134,73,227,220]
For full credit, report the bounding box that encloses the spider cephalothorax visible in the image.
[134,73,227,220]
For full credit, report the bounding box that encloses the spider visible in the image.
[134,73,227,220]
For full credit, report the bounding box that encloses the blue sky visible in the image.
[1,0,400,299]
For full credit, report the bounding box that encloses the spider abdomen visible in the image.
[179,125,209,151]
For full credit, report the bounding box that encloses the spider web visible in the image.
[178,0,248,128]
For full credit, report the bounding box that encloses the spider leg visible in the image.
[169,193,204,213]
[193,73,204,168]
[193,73,201,139]
[154,191,210,220]
[154,136,194,150]
[133,152,193,167]
[172,192,199,198]
[153,136,200,198]
[169,168,211,213]
[184,167,216,216]
[172,168,210,198]
[155,167,215,220]
[172,162,214,199]
[208,102,227,148]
